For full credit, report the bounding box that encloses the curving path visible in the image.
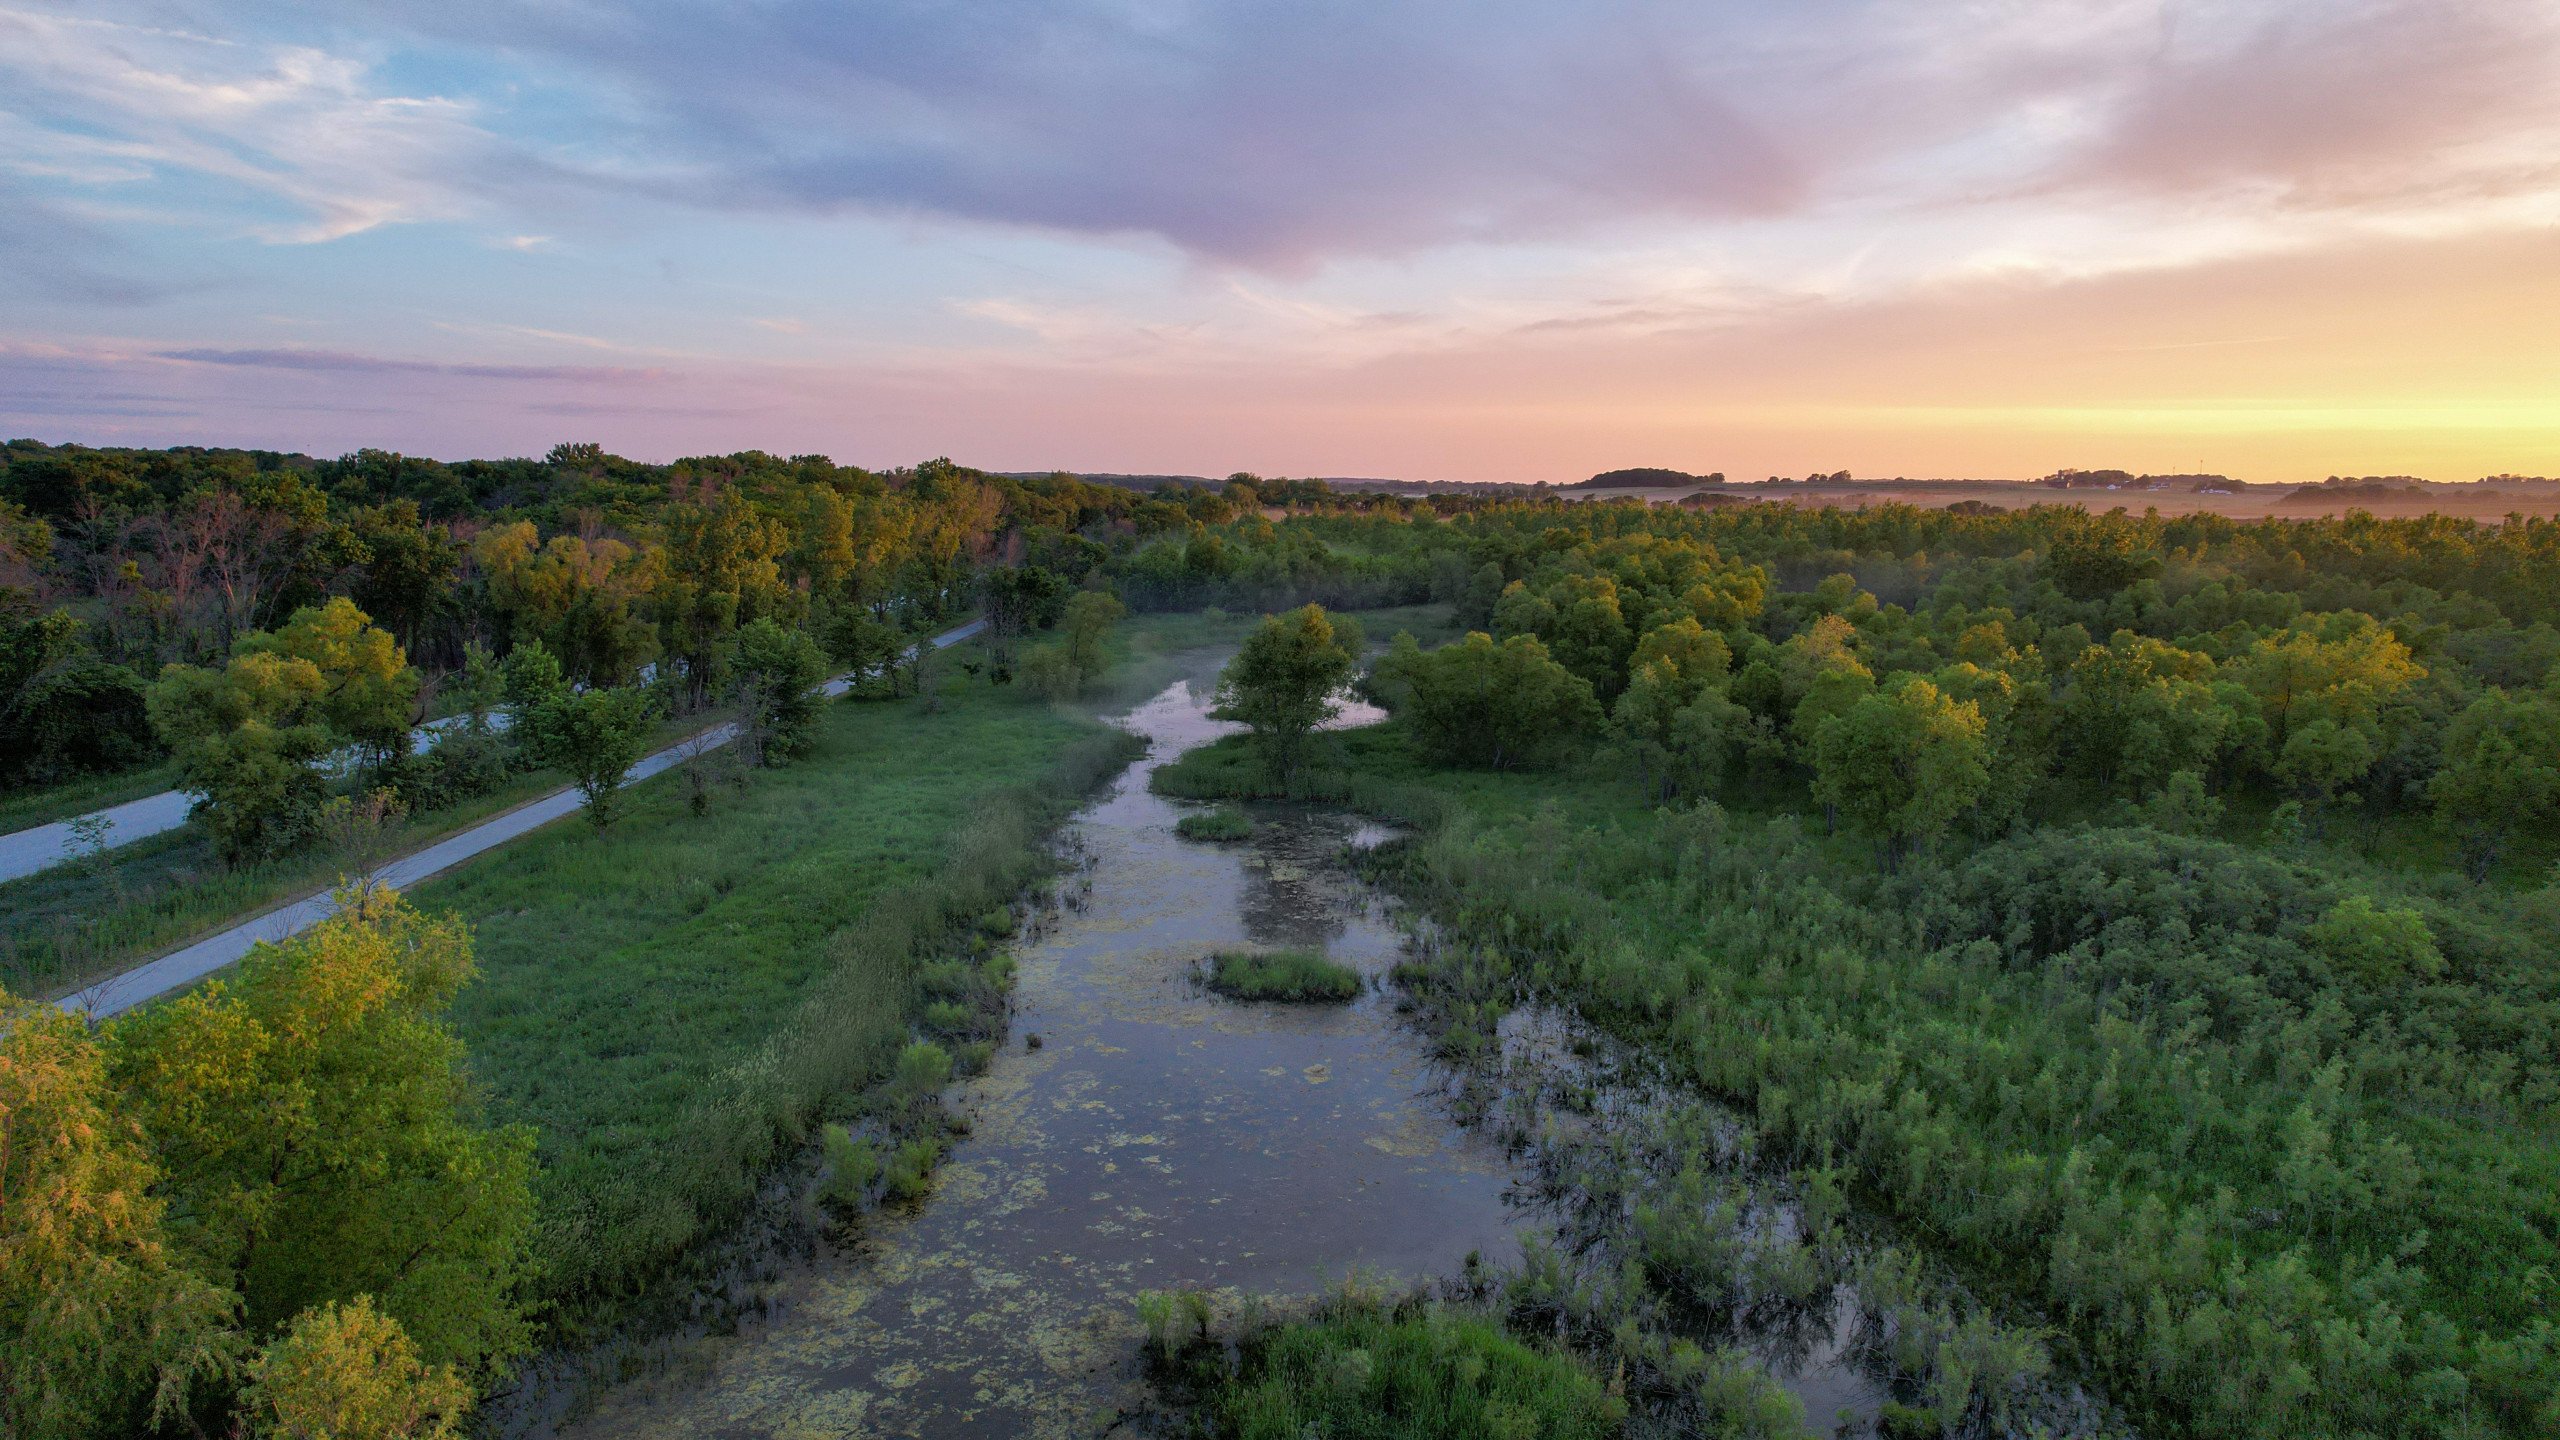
[58,619,984,1018]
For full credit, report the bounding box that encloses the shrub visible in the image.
[1201,948,1362,1002]
[884,1136,943,1201]
[1174,806,1254,841]
[242,1297,471,1440]
[819,1128,881,1209]
[1211,1294,1623,1440]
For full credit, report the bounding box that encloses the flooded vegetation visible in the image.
[549,662,2134,1440]
[558,666,1520,1437]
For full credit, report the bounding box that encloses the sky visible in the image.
[2,0,2557,483]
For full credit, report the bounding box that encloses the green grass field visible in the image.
[431,674,1090,1195]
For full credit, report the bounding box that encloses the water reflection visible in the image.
[563,671,1519,1439]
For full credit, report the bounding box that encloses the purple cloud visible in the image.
[155,348,662,384]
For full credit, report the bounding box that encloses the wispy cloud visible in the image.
[154,346,660,383]
[0,4,502,242]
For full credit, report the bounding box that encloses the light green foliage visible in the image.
[819,1128,881,1208]
[0,992,240,1440]
[107,891,537,1375]
[1810,676,1989,863]
[884,1135,943,1201]
[1059,589,1126,679]
[242,1296,471,1440]
[236,598,419,767]
[148,646,334,863]
[1777,613,1875,754]
[1370,630,1598,771]
[2303,893,2444,985]
[1212,604,1361,777]
[1201,948,1362,1002]
[520,684,657,826]
[2137,769,2224,834]
[728,616,829,765]
[496,638,567,731]
[2233,622,2424,809]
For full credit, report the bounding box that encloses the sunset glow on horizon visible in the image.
[3,1,2557,482]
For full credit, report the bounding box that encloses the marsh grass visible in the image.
[1173,806,1254,841]
[420,671,1140,1322]
[1200,947,1362,1002]
[1150,1285,1624,1440]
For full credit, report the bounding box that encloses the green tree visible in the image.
[1811,677,1990,867]
[237,598,419,770]
[148,648,334,863]
[2302,893,2444,986]
[107,892,537,1375]
[2232,623,2422,809]
[242,1296,471,1440]
[1212,605,1361,778]
[728,616,828,766]
[1059,589,1126,681]
[345,501,457,655]
[1373,631,1599,772]
[0,993,240,1440]
[2430,688,2560,879]
[0,608,156,784]
[521,685,657,827]
[2062,632,2227,795]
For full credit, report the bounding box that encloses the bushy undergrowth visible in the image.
[1174,806,1255,841]
[1200,947,1362,1002]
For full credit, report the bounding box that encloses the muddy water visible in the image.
[564,673,1524,1438]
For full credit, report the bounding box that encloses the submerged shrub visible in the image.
[820,1128,880,1209]
[1174,806,1255,841]
[884,1136,943,1201]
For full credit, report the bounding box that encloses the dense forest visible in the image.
[5,439,2558,1437]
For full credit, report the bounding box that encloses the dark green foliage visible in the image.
[0,609,156,784]
[728,616,829,765]
[519,685,657,827]
[1200,948,1361,1002]
[1212,605,1362,778]
[1173,806,1254,841]
[1367,630,1598,770]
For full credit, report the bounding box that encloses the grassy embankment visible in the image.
[420,658,1135,1320]
[1154,714,2560,1437]
[409,604,1444,1325]
[0,759,183,832]
[0,762,596,997]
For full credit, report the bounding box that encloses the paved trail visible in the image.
[58,619,984,1018]
[3,706,498,885]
